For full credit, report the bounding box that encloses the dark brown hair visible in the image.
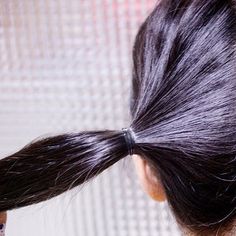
[0,0,236,235]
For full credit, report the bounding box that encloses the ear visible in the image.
[132,154,166,202]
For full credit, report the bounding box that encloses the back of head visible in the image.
[130,0,236,235]
[0,1,235,235]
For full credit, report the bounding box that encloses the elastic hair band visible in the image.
[122,127,135,156]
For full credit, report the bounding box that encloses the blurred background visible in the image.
[0,1,181,235]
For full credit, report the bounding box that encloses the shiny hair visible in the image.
[0,0,236,235]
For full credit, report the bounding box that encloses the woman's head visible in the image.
[130,0,236,234]
[0,0,235,235]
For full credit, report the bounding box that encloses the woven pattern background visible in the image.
[0,1,181,235]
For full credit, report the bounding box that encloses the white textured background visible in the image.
[0,1,181,235]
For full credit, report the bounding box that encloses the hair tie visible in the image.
[122,127,135,156]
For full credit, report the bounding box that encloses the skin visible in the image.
[0,155,160,234]
[0,154,234,235]
[0,211,7,225]
[131,0,164,204]
[132,155,236,236]
[0,155,161,233]
[132,154,166,202]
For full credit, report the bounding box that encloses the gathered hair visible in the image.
[1,0,236,235]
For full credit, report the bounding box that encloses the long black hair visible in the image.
[0,0,236,235]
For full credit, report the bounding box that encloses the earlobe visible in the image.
[132,154,167,202]
[144,161,167,202]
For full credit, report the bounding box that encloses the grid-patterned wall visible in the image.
[0,1,182,235]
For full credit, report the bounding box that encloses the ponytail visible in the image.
[0,130,130,211]
[1,0,236,235]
